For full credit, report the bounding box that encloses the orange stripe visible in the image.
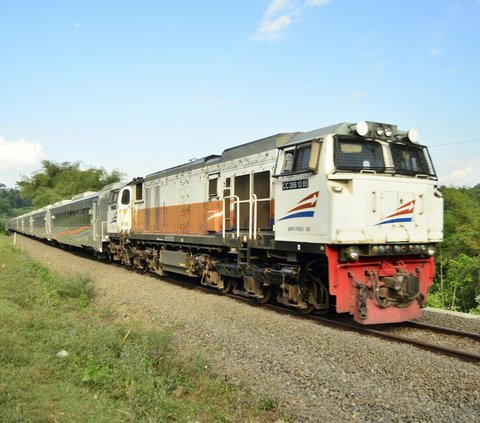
[53,226,91,238]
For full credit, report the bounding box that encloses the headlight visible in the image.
[345,246,360,261]
[407,128,420,143]
[427,245,436,256]
[355,121,369,136]
[384,127,393,137]
[376,126,385,137]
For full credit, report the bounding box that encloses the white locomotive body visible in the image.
[7,121,443,324]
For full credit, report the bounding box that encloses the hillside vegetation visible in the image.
[430,185,480,314]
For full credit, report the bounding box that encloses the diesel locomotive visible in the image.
[7,121,443,324]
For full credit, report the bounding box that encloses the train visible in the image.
[7,121,443,324]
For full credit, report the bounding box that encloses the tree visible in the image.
[441,186,480,258]
[17,161,124,208]
[428,185,480,313]
[0,183,32,232]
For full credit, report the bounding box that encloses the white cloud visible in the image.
[0,136,45,171]
[265,0,291,17]
[251,15,292,42]
[251,0,329,43]
[0,136,46,187]
[437,158,480,187]
[439,165,477,187]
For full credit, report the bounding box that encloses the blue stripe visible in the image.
[278,211,315,221]
[377,217,413,225]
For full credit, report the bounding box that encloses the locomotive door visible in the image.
[118,187,132,233]
[107,190,119,233]
[178,176,190,234]
[206,173,222,233]
[233,171,271,233]
[92,200,99,241]
[45,208,52,240]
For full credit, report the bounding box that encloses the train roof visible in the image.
[144,122,396,181]
[144,132,297,181]
[283,122,352,147]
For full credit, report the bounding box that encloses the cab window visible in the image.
[334,138,385,172]
[279,142,313,174]
[390,143,435,176]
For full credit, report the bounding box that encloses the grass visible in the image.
[0,234,282,422]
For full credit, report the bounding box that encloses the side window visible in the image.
[277,142,318,175]
[135,182,143,201]
[208,174,219,199]
[121,189,130,205]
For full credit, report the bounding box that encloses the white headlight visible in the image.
[376,126,385,137]
[427,245,436,256]
[407,128,420,143]
[384,127,393,137]
[355,121,369,136]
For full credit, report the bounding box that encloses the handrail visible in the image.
[250,194,258,240]
[223,195,240,239]
[222,194,259,241]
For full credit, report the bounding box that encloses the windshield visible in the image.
[334,136,437,178]
[390,143,436,177]
[334,138,385,172]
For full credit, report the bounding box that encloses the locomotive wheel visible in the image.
[219,277,234,294]
[258,285,274,304]
[299,282,318,315]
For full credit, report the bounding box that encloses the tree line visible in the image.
[1,161,479,314]
[430,185,480,314]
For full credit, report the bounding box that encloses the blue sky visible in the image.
[1,0,479,188]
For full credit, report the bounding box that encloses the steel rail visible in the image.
[306,315,480,364]
[405,320,480,340]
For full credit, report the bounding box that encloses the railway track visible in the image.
[31,237,480,364]
[225,295,480,364]
[309,316,480,364]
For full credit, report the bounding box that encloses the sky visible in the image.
[1,0,480,188]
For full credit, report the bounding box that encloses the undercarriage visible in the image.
[108,238,330,313]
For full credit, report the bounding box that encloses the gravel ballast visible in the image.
[11,235,480,422]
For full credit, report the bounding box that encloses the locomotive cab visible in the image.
[273,121,443,324]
